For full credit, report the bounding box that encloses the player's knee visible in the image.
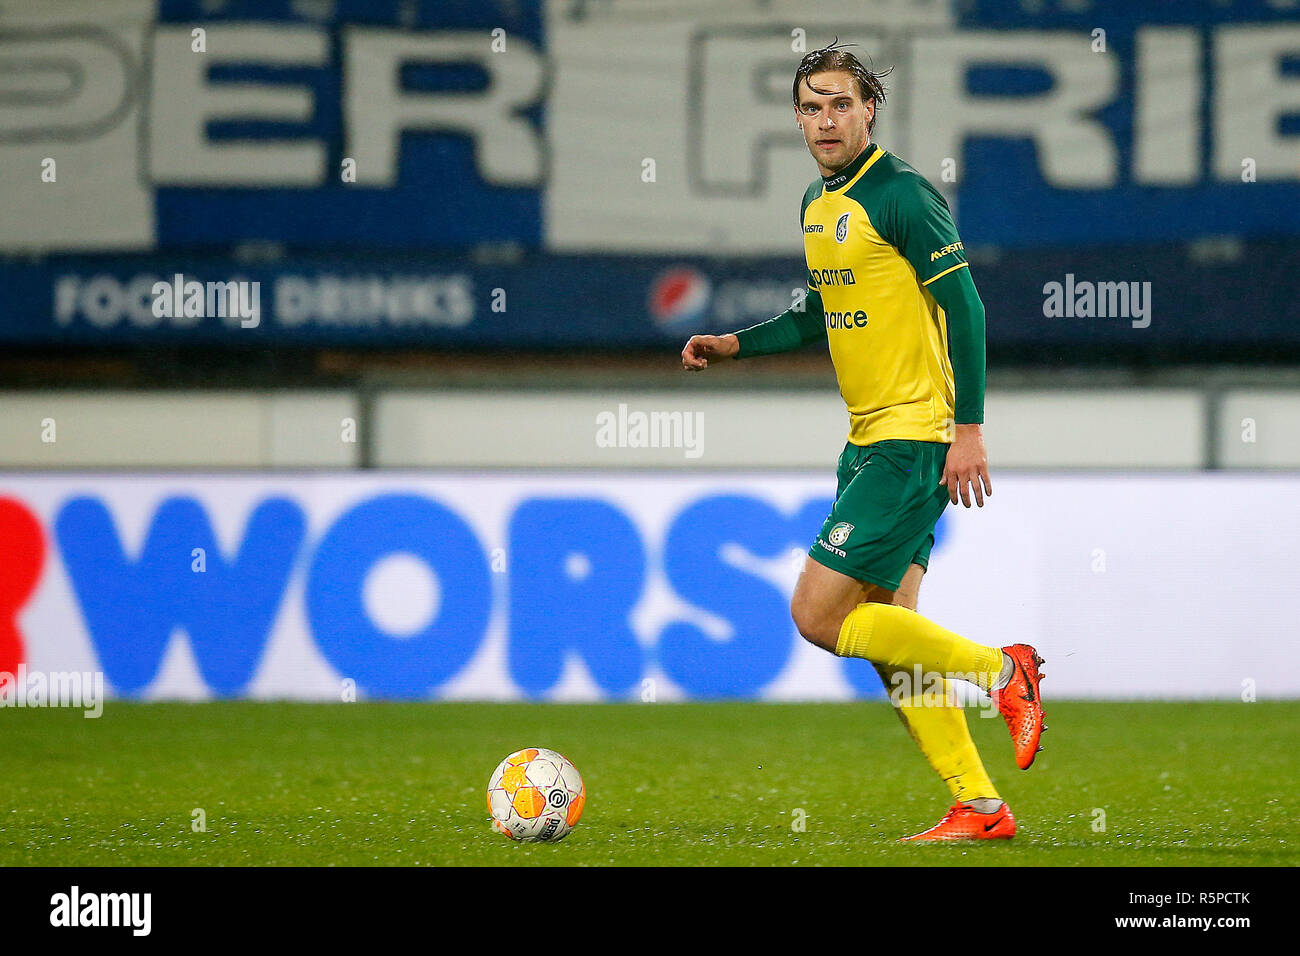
[790,595,837,652]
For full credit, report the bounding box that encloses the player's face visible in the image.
[795,71,873,176]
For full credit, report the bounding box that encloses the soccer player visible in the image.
[681,42,1047,841]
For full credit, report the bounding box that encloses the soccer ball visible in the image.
[486,748,586,842]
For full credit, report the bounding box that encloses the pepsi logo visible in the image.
[648,267,711,329]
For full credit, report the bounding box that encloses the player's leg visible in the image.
[811,562,1013,840]
[793,558,1000,804]
[791,553,1005,688]
[812,549,1048,774]
[872,564,1020,841]
[872,563,1002,811]
[790,554,878,651]
[794,439,1046,773]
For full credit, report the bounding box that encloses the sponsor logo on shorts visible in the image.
[817,540,847,559]
[828,522,854,547]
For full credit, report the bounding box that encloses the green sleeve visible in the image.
[925,265,986,425]
[735,179,828,359]
[873,171,983,424]
[873,171,969,285]
[734,287,826,358]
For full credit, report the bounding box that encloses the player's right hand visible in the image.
[681,333,739,371]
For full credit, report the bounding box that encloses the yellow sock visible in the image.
[836,602,1004,691]
[877,665,999,803]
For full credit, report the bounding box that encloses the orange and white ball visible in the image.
[486,748,586,842]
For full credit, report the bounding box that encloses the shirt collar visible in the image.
[822,142,879,192]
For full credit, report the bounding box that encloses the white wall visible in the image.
[1218,391,1300,468]
[373,388,1215,469]
[0,391,358,467]
[0,387,1297,469]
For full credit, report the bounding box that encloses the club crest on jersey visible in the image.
[835,212,850,243]
[828,522,854,546]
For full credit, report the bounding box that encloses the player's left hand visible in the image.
[940,423,992,508]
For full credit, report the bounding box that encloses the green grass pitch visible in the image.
[1,700,1294,866]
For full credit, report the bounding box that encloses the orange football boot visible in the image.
[901,802,1017,842]
[993,643,1047,770]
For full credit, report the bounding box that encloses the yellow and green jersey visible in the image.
[736,142,986,447]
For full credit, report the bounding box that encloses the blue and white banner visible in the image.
[2,0,545,252]
[3,1,1297,254]
[543,0,1300,252]
[2,472,1296,701]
